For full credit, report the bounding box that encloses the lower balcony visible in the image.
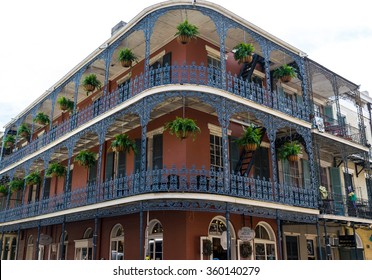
[0,167,317,223]
[320,192,372,219]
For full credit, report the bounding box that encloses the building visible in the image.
[0,0,371,260]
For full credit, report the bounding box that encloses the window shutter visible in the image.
[229,136,240,173]
[44,178,51,199]
[301,159,311,188]
[324,106,333,122]
[162,52,172,66]
[118,151,126,177]
[152,134,163,169]
[67,169,73,192]
[105,152,115,180]
[282,159,291,185]
[88,162,97,185]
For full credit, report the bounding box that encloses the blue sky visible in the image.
[0,0,371,130]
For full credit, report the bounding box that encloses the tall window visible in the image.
[207,56,221,85]
[207,216,236,260]
[74,228,93,260]
[254,223,276,260]
[26,235,34,260]
[282,160,300,187]
[147,220,163,260]
[210,134,223,170]
[110,224,124,260]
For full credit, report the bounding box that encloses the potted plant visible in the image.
[164,117,201,141]
[74,150,97,168]
[82,74,102,95]
[57,96,74,112]
[239,242,253,259]
[9,178,24,192]
[319,186,328,200]
[233,42,255,64]
[18,123,31,139]
[235,124,262,151]
[0,185,10,197]
[25,171,42,186]
[277,141,302,161]
[3,135,16,149]
[111,133,137,153]
[118,48,137,68]
[202,239,212,256]
[348,191,357,202]
[46,162,67,177]
[175,20,199,44]
[33,112,50,126]
[273,64,297,83]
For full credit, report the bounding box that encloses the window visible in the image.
[43,177,51,199]
[26,235,34,260]
[110,224,124,260]
[207,56,221,85]
[149,52,172,86]
[253,147,270,179]
[146,220,163,260]
[282,160,300,187]
[74,228,93,260]
[28,183,40,203]
[206,216,236,260]
[210,134,223,170]
[152,134,163,170]
[254,222,276,260]
[285,235,299,260]
[134,138,142,173]
[118,79,131,102]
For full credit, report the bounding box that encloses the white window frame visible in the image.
[110,224,124,260]
[254,222,277,260]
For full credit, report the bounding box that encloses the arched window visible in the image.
[206,216,236,260]
[254,222,277,260]
[110,224,124,260]
[74,228,93,260]
[26,235,34,260]
[9,237,17,260]
[57,231,68,260]
[146,220,163,260]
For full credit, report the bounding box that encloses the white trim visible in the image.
[146,127,164,138]
[280,83,298,94]
[253,70,265,79]
[205,45,227,60]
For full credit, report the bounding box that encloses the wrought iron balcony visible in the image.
[0,166,317,223]
[313,112,364,145]
[319,192,372,219]
[1,63,307,169]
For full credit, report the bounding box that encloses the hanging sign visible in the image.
[39,234,53,245]
[238,227,255,242]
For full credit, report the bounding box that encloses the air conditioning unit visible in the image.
[329,237,339,246]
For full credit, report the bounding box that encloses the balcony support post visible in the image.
[225,203,231,260]
[34,221,41,260]
[316,218,323,260]
[40,151,51,204]
[29,108,37,142]
[95,128,107,202]
[59,216,66,260]
[139,202,144,260]
[93,212,99,260]
[64,146,74,195]
[276,210,283,260]
[16,225,21,260]
[72,69,85,115]
[0,230,3,259]
[48,90,59,131]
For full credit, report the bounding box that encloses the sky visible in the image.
[0,0,371,131]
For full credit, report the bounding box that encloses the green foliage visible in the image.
[0,185,10,196]
[33,112,50,125]
[175,20,199,39]
[118,48,138,63]
[273,64,297,79]
[235,125,262,146]
[46,162,67,177]
[233,43,255,62]
[9,178,24,192]
[111,133,137,154]
[3,135,15,148]
[74,150,97,168]
[57,96,74,112]
[277,141,302,160]
[164,117,201,141]
[25,171,42,186]
[82,74,102,95]
[18,123,30,138]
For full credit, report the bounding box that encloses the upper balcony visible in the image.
[1,1,311,171]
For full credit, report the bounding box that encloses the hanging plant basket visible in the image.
[120,60,132,68]
[287,154,299,162]
[57,96,74,112]
[164,117,201,141]
[25,171,42,186]
[273,64,297,83]
[177,35,192,45]
[235,124,263,152]
[84,84,96,92]
[74,150,97,168]
[110,133,137,154]
[239,55,253,64]
[4,135,15,149]
[46,162,67,178]
[245,143,258,151]
[175,20,199,45]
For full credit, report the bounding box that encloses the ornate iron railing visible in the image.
[319,191,372,219]
[1,63,307,169]
[0,167,318,223]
